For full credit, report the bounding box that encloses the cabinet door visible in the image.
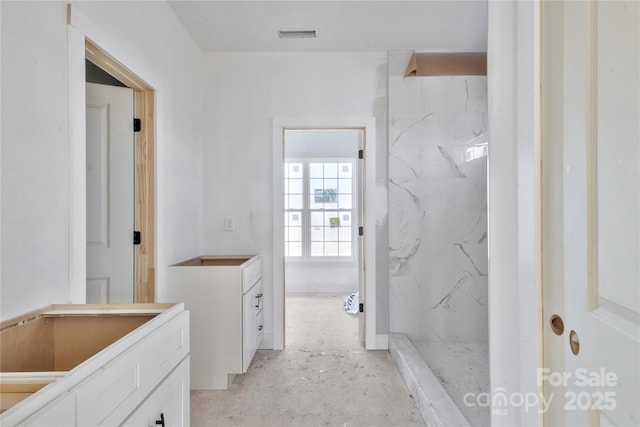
[122,357,190,427]
[150,357,189,427]
[242,285,258,373]
[19,392,75,427]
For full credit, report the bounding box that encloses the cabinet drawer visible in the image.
[241,257,262,292]
[73,312,189,426]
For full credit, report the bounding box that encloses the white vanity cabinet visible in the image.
[0,303,190,427]
[123,356,190,427]
[166,255,263,390]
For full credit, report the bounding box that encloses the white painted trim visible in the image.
[66,5,157,304]
[0,2,2,305]
[272,126,285,350]
[67,24,87,303]
[487,2,542,425]
[258,333,274,350]
[375,334,389,350]
[272,117,377,351]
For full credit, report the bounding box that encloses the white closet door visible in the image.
[86,82,135,303]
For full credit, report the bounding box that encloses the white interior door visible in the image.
[542,1,640,425]
[86,82,135,304]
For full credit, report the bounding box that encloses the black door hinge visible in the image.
[133,231,141,245]
[359,303,364,313]
[358,149,364,159]
[359,226,364,236]
[133,118,141,132]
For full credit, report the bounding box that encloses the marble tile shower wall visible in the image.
[388,53,488,343]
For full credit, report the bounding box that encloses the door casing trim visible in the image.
[272,117,379,350]
[67,5,156,303]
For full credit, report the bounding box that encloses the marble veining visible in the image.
[388,50,489,344]
[437,145,467,178]
[455,243,487,277]
[392,113,434,146]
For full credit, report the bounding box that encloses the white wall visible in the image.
[1,2,71,320]
[0,1,204,320]
[286,265,357,294]
[202,52,388,345]
[487,1,541,425]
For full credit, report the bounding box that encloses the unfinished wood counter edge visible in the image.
[0,304,175,331]
[0,306,55,331]
[172,255,257,267]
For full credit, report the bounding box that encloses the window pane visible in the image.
[289,242,302,257]
[324,201,338,210]
[289,178,302,194]
[310,179,324,208]
[325,226,338,241]
[288,212,302,226]
[338,226,352,241]
[339,242,352,256]
[338,179,351,194]
[324,211,339,225]
[325,242,338,256]
[338,195,352,209]
[311,226,323,241]
[286,160,355,259]
[289,163,303,178]
[310,211,324,226]
[311,242,324,256]
[289,195,303,209]
[324,179,338,194]
[338,163,352,178]
[289,226,302,242]
[309,163,324,178]
[284,243,289,257]
[341,213,352,226]
[324,163,338,178]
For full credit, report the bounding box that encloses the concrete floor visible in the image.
[191,294,424,426]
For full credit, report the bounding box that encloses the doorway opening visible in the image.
[272,118,377,351]
[283,129,365,347]
[84,40,156,303]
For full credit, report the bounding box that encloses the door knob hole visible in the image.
[549,314,564,335]
[569,330,580,355]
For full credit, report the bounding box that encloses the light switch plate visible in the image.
[224,216,235,231]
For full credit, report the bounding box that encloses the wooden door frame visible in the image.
[84,41,156,303]
[67,6,155,303]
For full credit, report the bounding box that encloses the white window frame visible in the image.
[284,156,358,264]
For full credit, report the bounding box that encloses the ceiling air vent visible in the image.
[278,30,317,39]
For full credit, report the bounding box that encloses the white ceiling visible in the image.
[167,1,487,52]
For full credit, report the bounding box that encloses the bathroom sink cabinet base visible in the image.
[0,303,190,426]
